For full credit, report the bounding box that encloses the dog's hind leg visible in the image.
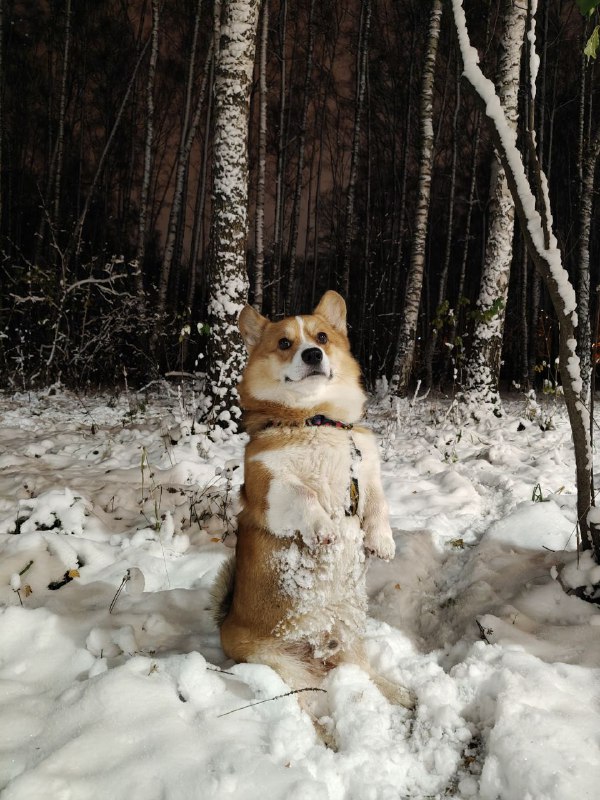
[244,640,336,746]
[245,641,324,693]
[332,638,415,709]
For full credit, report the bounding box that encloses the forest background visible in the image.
[0,0,599,411]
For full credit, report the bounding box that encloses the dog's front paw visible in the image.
[301,508,337,549]
[363,521,395,561]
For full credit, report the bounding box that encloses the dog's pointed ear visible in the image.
[239,305,268,351]
[313,291,347,335]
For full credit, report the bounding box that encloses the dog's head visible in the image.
[238,291,365,422]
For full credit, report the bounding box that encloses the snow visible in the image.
[527,0,540,100]
[1,388,600,799]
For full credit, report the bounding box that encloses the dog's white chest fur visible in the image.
[252,427,390,655]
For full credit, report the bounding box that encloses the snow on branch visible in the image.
[450,0,577,326]
[527,0,540,100]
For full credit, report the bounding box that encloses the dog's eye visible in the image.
[316,332,328,345]
[278,337,292,350]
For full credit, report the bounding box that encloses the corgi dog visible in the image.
[213,291,413,735]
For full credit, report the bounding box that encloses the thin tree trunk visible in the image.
[424,53,460,390]
[156,0,204,321]
[135,0,159,301]
[359,58,372,369]
[271,0,287,318]
[0,0,3,230]
[460,0,528,417]
[52,0,71,225]
[576,15,597,406]
[578,123,600,405]
[340,0,371,299]
[442,107,481,387]
[285,0,315,313]
[33,0,72,265]
[451,0,597,556]
[206,0,261,431]
[528,0,548,384]
[187,53,215,314]
[390,0,443,396]
[65,35,151,264]
[254,0,268,312]
[389,24,416,337]
[311,73,327,308]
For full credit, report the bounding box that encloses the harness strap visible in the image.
[346,436,362,517]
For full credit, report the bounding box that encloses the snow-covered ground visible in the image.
[0,387,599,799]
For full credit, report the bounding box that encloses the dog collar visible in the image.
[262,414,353,430]
[304,414,353,430]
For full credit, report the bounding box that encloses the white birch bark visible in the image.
[205,0,260,431]
[578,124,600,405]
[461,0,528,418]
[390,0,443,396]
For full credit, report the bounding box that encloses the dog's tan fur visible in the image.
[215,291,413,726]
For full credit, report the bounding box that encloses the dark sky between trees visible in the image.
[0,0,597,391]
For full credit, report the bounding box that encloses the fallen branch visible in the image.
[217,687,326,718]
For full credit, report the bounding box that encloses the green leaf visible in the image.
[584,25,600,59]
[577,0,600,14]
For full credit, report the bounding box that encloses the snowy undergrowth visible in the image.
[0,389,599,799]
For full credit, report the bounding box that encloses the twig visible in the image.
[217,687,326,718]
[476,619,492,644]
[109,570,130,614]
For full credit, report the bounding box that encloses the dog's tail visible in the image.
[209,555,236,628]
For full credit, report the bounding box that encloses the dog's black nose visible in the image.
[301,347,323,365]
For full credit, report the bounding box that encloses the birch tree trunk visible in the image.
[135,0,159,302]
[254,0,268,312]
[443,108,481,386]
[451,0,598,557]
[390,0,443,396]
[578,124,600,405]
[460,0,528,418]
[205,0,260,432]
[424,55,460,390]
[340,0,371,300]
